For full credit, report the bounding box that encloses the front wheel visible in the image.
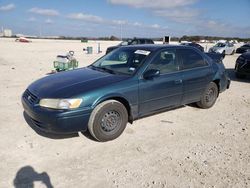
[197,82,219,109]
[88,100,128,142]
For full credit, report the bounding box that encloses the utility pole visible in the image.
[120,23,123,41]
[39,24,42,38]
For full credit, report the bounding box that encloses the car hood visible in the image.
[28,67,129,98]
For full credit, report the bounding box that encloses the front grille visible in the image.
[30,117,43,128]
[23,89,38,105]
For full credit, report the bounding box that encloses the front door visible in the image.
[138,49,183,116]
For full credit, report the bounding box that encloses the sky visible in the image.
[0,0,250,38]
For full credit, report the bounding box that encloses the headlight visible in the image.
[39,98,83,109]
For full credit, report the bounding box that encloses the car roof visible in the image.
[118,44,196,52]
[182,42,200,46]
[131,38,153,40]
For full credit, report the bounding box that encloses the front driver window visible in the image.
[147,50,178,74]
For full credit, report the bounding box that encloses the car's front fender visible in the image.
[92,92,138,121]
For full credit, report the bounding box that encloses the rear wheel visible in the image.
[88,100,128,142]
[197,82,218,109]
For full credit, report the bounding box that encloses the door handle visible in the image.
[175,79,182,84]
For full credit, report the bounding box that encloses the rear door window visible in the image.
[177,49,208,70]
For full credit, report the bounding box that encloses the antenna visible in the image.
[120,23,123,41]
[39,25,41,37]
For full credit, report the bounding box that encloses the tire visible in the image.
[231,50,235,55]
[197,82,219,109]
[88,100,128,142]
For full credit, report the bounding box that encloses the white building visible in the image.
[3,29,12,37]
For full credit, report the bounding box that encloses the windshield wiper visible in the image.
[89,65,116,74]
[98,67,116,74]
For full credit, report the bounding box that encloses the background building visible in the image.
[3,29,12,37]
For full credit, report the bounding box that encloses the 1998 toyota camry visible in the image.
[22,45,230,141]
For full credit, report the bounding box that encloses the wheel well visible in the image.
[100,97,132,123]
[213,80,220,94]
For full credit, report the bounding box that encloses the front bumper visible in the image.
[209,49,223,54]
[22,96,92,134]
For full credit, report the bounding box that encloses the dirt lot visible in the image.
[0,38,249,188]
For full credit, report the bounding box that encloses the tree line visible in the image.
[8,35,250,43]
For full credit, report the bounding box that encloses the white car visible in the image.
[209,43,235,55]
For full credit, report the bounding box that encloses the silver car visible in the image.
[209,42,235,55]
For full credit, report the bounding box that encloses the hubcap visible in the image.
[205,88,215,103]
[101,110,121,132]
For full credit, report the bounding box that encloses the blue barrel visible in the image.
[87,46,93,54]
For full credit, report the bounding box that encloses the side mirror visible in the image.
[143,69,160,79]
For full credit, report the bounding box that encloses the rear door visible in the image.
[177,48,213,104]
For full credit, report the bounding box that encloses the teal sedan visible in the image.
[22,45,230,141]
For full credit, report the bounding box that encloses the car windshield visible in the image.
[215,43,226,47]
[90,48,151,75]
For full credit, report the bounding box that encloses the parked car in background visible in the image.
[236,43,250,54]
[106,38,154,54]
[15,37,31,43]
[22,45,230,142]
[181,42,204,52]
[235,52,250,78]
[209,42,235,55]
